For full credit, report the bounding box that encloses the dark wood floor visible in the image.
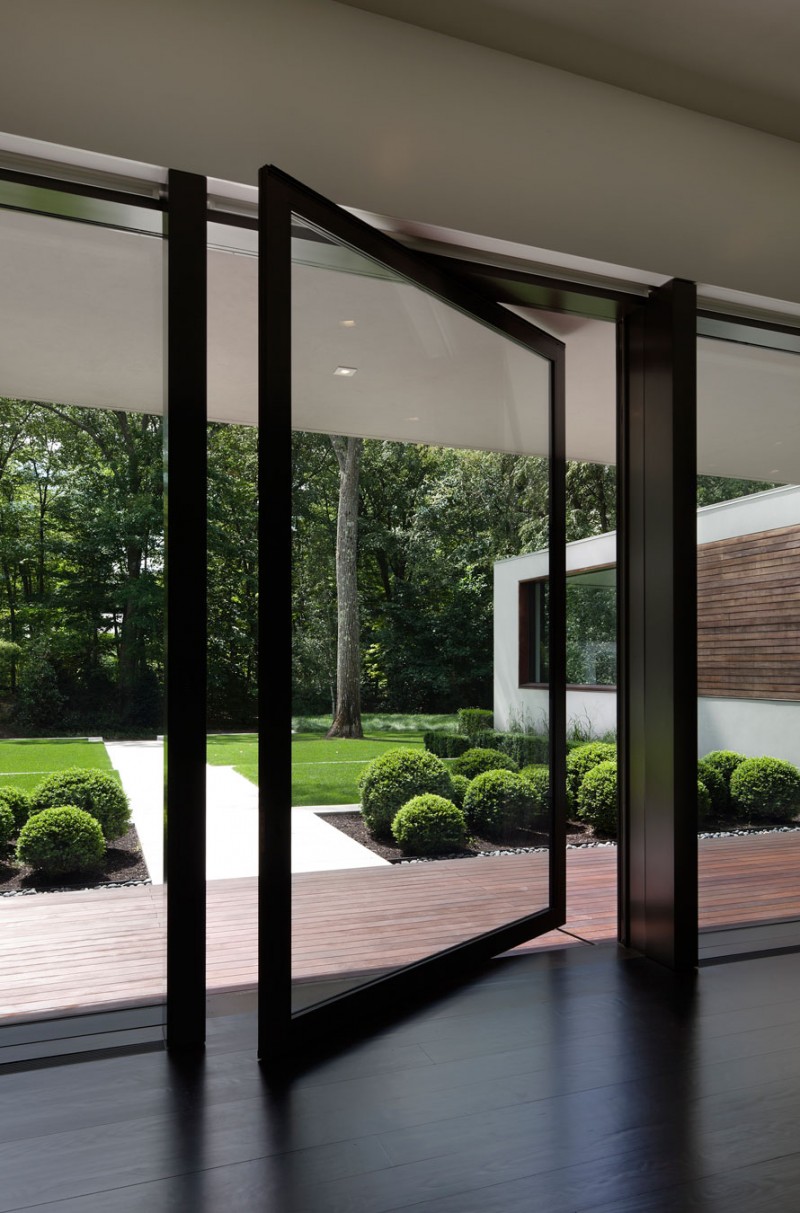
[4,942,800,1211]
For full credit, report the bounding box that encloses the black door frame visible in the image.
[258,165,568,1066]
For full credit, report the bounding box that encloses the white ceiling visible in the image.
[1,206,799,482]
[339,0,800,143]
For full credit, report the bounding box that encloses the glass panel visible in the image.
[697,333,800,957]
[205,220,259,1005]
[0,203,166,1033]
[290,217,554,1012]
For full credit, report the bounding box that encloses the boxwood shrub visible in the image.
[451,747,519,781]
[566,742,617,808]
[697,759,726,818]
[423,732,472,759]
[701,750,746,812]
[697,779,712,822]
[16,805,105,875]
[0,785,33,833]
[391,794,467,856]
[457,708,494,739]
[0,799,14,850]
[463,769,538,839]
[576,760,618,836]
[449,773,471,808]
[730,756,800,822]
[359,748,454,839]
[520,764,550,825]
[32,768,130,840]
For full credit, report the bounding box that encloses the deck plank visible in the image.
[1,832,799,1019]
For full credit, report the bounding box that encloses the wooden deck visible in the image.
[2,832,799,1021]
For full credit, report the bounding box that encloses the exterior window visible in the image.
[519,568,616,688]
[519,579,549,684]
[566,568,616,687]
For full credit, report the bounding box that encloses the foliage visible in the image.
[449,773,471,809]
[520,764,550,821]
[463,769,539,839]
[13,645,64,732]
[566,742,617,807]
[358,748,453,838]
[0,639,21,691]
[451,747,519,780]
[0,798,14,849]
[423,731,472,758]
[701,750,746,813]
[391,794,467,855]
[697,779,712,822]
[457,709,494,739]
[576,760,618,835]
[16,805,105,875]
[32,768,130,839]
[494,732,548,767]
[0,785,33,832]
[697,759,726,817]
[730,757,800,822]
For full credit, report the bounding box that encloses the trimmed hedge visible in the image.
[494,732,549,768]
[451,747,519,780]
[0,799,14,850]
[423,732,472,759]
[566,742,617,808]
[701,750,746,812]
[359,749,454,839]
[463,769,539,839]
[391,794,467,856]
[730,756,800,822]
[32,769,130,840]
[449,773,471,809]
[457,708,494,739]
[0,785,33,833]
[16,805,105,875]
[426,728,549,768]
[576,760,618,835]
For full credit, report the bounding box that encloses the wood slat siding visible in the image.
[698,523,800,700]
[3,833,800,1022]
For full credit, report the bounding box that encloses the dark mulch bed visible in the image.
[321,810,800,863]
[318,811,593,862]
[0,824,149,894]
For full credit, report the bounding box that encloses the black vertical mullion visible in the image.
[258,167,293,1067]
[548,353,567,921]
[165,169,208,1051]
[619,280,697,970]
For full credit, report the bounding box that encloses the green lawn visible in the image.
[0,738,113,794]
[207,729,427,805]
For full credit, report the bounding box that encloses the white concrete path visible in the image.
[105,741,387,884]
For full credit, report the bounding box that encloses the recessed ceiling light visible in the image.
[339,319,356,327]
[334,366,357,376]
[406,416,420,422]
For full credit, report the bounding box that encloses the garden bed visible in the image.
[320,809,800,862]
[0,823,149,894]
[318,810,594,861]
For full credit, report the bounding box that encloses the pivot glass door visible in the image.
[259,167,566,1061]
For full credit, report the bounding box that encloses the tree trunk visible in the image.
[327,436,363,739]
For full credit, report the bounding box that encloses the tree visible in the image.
[327,435,364,739]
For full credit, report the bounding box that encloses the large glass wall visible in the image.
[205,213,259,1005]
[287,216,558,1011]
[696,325,800,958]
[0,183,167,1041]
